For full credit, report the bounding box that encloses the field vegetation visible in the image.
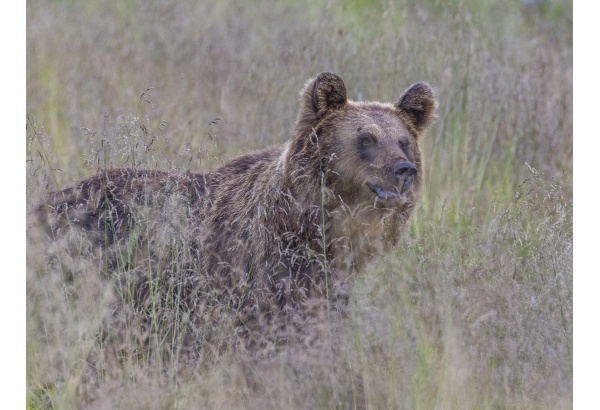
[27,0,572,408]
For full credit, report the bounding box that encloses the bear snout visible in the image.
[393,161,417,178]
[393,161,417,194]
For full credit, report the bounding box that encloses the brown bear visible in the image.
[37,72,435,317]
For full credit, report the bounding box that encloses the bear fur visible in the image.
[37,72,435,316]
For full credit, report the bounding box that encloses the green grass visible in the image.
[27,0,572,408]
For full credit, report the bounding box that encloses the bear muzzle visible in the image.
[394,161,417,193]
[366,161,417,201]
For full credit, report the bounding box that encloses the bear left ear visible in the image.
[300,72,347,117]
[396,82,436,133]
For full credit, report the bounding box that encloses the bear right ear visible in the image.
[396,82,436,133]
[300,72,347,118]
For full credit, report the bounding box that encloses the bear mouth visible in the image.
[367,176,414,201]
[366,183,398,200]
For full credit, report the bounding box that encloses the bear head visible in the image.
[288,72,436,210]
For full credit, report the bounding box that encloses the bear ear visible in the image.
[301,72,347,117]
[396,82,436,133]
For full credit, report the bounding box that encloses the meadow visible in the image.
[27,0,572,408]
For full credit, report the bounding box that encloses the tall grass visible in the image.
[27,0,572,408]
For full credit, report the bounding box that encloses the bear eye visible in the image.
[398,139,409,151]
[359,133,377,147]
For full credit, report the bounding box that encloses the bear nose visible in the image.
[393,161,417,178]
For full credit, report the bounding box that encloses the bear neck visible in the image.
[281,130,337,212]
